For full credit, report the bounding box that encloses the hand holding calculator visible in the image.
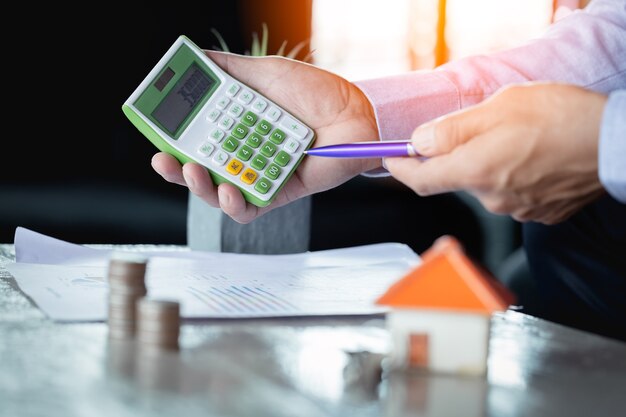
[123,35,316,207]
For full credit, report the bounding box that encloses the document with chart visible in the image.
[6,228,421,321]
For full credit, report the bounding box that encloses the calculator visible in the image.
[122,35,315,207]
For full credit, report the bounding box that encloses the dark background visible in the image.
[1,3,249,244]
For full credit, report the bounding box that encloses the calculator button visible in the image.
[216,97,230,110]
[255,120,272,136]
[236,145,253,161]
[228,103,244,117]
[274,151,291,167]
[283,138,300,154]
[240,168,258,185]
[237,90,255,105]
[266,107,281,122]
[198,142,215,157]
[265,163,281,180]
[260,142,277,157]
[226,159,244,175]
[219,116,235,130]
[212,150,229,166]
[208,128,226,143]
[226,83,240,97]
[254,178,272,194]
[252,99,268,113]
[222,136,239,152]
[246,133,263,148]
[269,129,286,145]
[241,111,258,127]
[251,155,268,170]
[279,116,308,139]
[207,109,221,122]
[232,123,249,139]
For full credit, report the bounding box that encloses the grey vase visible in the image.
[186,192,311,254]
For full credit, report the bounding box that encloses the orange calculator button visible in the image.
[226,159,243,175]
[240,168,258,185]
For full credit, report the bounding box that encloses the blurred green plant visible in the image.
[210,22,313,61]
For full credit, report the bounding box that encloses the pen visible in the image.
[304,140,419,158]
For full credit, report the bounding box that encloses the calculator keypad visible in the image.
[198,81,313,202]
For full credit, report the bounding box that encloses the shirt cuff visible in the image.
[598,90,626,203]
[353,70,460,177]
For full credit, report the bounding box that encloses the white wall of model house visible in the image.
[387,309,491,375]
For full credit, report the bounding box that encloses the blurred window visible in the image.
[311,0,585,79]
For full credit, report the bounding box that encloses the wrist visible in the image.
[351,81,383,173]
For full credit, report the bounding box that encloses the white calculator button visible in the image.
[228,103,244,117]
[283,138,300,154]
[208,128,225,143]
[207,109,221,122]
[198,142,215,157]
[212,150,229,166]
[237,90,254,105]
[216,97,230,110]
[266,106,281,122]
[226,83,240,97]
[279,116,308,140]
[252,99,268,113]
[218,116,235,130]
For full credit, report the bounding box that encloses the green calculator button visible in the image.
[232,123,249,139]
[269,129,286,144]
[274,151,291,167]
[236,145,253,161]
[260,142,277,157]
[246,133,262,148]
[265,163,281,180]
[251,155,268,170]
[241,111,258,127]
[222,136,239,152]
[254,177,272,194]
[255,120,272,136]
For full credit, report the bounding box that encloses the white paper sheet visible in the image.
[7,227,421,321]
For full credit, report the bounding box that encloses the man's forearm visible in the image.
[355,0,626,141]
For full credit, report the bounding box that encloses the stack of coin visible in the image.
[106,251,148,340]
[136,298,181,351]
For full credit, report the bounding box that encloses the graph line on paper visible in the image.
[187,285,298,315]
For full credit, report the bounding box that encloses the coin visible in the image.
[135,298,181,350]
[136,317,181,333]
[107,262,147,278]
[137,299,180,316]
[108,292,145,306]
[106,251,148,341]
[107,282,147,296]
[108,305,138,321]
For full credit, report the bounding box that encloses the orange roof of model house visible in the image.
[376,235,515,314]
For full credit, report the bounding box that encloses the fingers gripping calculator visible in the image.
[122,35,315,207]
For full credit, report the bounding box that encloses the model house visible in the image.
[377,235,516,376]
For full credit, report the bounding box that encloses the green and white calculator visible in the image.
[122,35,315,207]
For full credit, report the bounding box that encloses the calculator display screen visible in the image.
[152,63,215,135]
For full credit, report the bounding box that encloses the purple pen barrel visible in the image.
[305,141,418,158]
